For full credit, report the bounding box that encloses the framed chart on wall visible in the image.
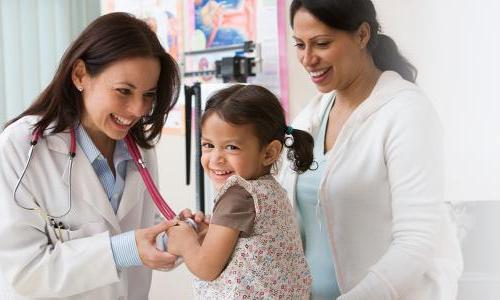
[101,0,289,133]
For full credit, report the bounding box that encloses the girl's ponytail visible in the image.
[284,127,315,173]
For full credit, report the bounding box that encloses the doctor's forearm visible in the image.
[110,230,143,270]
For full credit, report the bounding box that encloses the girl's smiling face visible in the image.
[200,113,270,190]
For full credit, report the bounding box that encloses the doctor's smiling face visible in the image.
[72,56,160,146]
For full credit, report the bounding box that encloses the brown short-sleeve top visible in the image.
[210,185,256,235]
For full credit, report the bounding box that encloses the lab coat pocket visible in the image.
[63,221,108,241]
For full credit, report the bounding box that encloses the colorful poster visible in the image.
[183,0,287,110]
[191,0,256,49]
[101,0,184,62]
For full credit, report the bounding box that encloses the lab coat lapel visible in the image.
[116,160,146,220]
[51,135,121,232]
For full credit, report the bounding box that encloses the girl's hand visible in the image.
[166,221,199,256]
[178,208,211,225]
[178,208,211,243]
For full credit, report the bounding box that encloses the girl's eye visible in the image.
[202,142,214,149]
[225,145,239,151]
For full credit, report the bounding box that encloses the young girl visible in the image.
[166,84,313,299]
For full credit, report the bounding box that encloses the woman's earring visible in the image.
[77,86,83,92]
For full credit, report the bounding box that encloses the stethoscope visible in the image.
[13,126,190,242]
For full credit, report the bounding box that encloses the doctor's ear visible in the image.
[71,59,88,92]
[262,140,282,167]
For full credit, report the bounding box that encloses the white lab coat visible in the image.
[0,116,159,299]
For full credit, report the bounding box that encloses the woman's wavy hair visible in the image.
[290,0,417,83]
[5,12,180,148]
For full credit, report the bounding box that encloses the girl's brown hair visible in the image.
[202,84,314,173]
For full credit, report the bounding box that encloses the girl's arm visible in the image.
[166,221,239,281]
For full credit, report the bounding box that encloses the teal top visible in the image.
[296,97,341,299]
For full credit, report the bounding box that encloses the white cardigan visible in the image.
[279,71,463,300]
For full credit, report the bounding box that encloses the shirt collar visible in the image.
[75,124,132,164]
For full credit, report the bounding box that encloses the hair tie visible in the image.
[284,126,294,147]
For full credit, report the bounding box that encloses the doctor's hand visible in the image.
[135,221,178,270]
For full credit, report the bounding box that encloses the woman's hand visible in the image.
[135,221,178,270]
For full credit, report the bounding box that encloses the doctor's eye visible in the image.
[116,88,132,96]
[143,91,157,100]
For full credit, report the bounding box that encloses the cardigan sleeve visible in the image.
[339,92,446,299]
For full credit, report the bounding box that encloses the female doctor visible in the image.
[0,13,200,299]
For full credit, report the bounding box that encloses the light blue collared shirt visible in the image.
[75,125,142,270]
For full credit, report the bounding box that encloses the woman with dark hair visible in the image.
[279,0,463,299]
[0,12,203,299]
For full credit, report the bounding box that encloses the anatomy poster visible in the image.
[184,0,288,114]
[101,0,184,62]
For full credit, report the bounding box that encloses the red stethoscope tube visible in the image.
[28,128,177,220]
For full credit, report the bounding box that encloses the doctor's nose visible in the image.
[128,95,151,117]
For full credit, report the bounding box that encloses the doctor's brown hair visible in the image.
[5,12,180,148]
[201,84,314,173]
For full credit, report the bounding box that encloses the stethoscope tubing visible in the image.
[13,128,75,219]
[13,127,177,223]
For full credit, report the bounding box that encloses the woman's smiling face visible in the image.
[292,8,364,93]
